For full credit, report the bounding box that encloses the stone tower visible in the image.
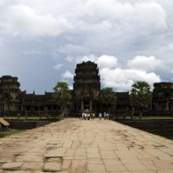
[0,76,20,114]
[73,61,101,113]
[152,82,173,115]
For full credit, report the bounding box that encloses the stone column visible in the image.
[81,101,84,112]
[90,100,92,112]
[170,103,173,111]
[165,102,169,111]
[44,106,47,113]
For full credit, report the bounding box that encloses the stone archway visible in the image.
[80,88,93,112]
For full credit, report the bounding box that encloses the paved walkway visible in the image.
[0,118,173,173]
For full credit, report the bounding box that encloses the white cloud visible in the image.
[72,54,162,91]
[166,43,173,51]
[74,54,118,68]
[0,38,3,48]
[54,64,62,70]
[22,50,42,55]
[69,85,73,90]
[57,44,89,54]
[96,55,118,68]
[65,56,74,62]
[0,1,167,39]
[76,1,166,28]
[127,56,163,71]
[61,70,73,79]
[0,0,5,6]
[100,68,161,91]
[6,4,73,37]
[75,55,97,63]
[134,2,167,28]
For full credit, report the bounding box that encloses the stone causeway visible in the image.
[0,118,173,173]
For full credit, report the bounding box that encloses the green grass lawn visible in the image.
[123,115,173,120]
[4,116,58,120]
[141,116,173,120]
[0,129,24,137]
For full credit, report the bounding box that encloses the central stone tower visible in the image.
[73,61,101,113]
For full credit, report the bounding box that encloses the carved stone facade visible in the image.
[0,76,20,114]
[0,61,131,116]
[0,76,61,116]
[72,61,100,113]
[152,82,173,115]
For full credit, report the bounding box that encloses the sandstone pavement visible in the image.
[0,118,173,173]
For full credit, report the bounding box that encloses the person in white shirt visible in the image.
[99,113,102,120]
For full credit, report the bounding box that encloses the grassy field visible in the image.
[3,115,58,120]
[142,116,173,120]
[115,116,173,120]
[0,129,24,138]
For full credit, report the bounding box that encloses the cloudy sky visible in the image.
[0,0,173,94]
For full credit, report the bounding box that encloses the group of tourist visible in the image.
[81,112,93,120]
[99,112,109,120]
[80,112,109,120]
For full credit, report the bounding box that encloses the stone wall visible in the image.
[115,119,173,134]
[7,120,51,130]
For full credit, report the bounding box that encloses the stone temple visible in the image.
[0,61,172,117]
[72,61,101,113]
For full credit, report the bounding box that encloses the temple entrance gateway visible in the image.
[73,61,101,114]
[84,101,90,110]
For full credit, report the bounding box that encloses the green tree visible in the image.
[52,82,72,118]
[99,87,117,113]
[130,81,152,119]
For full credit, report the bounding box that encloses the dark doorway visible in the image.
[84,101,90,110]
